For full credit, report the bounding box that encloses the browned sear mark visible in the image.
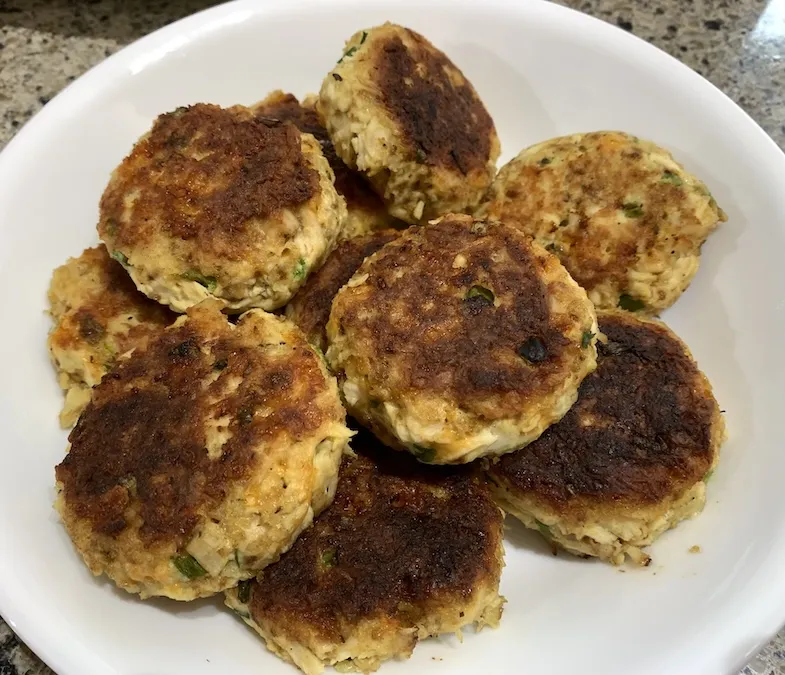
[56,310,331,547]
[491,313,717,508]
[248,430,502,641]
[337,216,571,420]
[100,104,319,260]
[253,93,384,213]
[376,34,494,172]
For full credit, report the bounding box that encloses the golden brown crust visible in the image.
[252,92,385,218]
[56,303,334,547]
[331,215,583,421]
[488,311,720,511]
[48,246,173,356]
[478,131,726,313]
[247,429,503,643]
[375,32,494,174]
[99,103,319,262]
[286,230,401,350]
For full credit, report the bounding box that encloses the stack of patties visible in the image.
[251,90,404,240]
[45,18,729,675]
[50,88,358,600]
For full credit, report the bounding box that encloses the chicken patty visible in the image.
[326,214,598,464]
[477,131,726,313]
[98,103,347,313]
[48,245,174,427]
[225,430,505,675]
[252,91,402,238]
[486,310,725,565]
[55,301,351,600]
[286,229,401,351]
[319,23,500,224]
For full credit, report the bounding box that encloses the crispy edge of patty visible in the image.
[47,245,174,427]
[487,310,725,565]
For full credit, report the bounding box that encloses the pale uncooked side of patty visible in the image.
[47,245,174,427]
[55,301,351,600]
[319,24,500,224]
[98,104,347,313]
[225,441,505,675]
[327,214,598,464]
[486,310,726,566]
[478,131,726,314]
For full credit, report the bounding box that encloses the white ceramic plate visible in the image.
[1,0,784,673]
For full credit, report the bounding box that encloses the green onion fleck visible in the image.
[293,258,307,281]
[535,520,551,538]
[172,554,207,579]
[581,330,595,349]
[466,285,494,304]
[111,250,128,265]
[545,242,563,254]
[238,408,254,426]
[213,358,228,370]
[182,270,217,292]
[237,579,253,603]
[518,336,548,363]
[338,46,358,63]
[622,202,644,218]
[360,31,368,44]
[412,445,436,463]
[321,548,337,567]
[415,147,427,163]
[661,170,683,186]
[538,157,552,166]
[105,218,118,237]
[618,294,646,312]
[312,345,329,368]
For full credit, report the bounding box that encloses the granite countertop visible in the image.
[0,1,783,674]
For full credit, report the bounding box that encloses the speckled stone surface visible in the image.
[0,1,783,674]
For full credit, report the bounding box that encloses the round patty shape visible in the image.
[225,430,505,675]
[252,91,402,239]
[486,310,725,566]
[326,214,598,464]
[55,301,351,600]
[48,245,174,428]
[319,23,501,224]
[286,229,401,351]
[478,131,726,314]
[98,103,347,313]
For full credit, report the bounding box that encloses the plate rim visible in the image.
[1,0,785,673]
